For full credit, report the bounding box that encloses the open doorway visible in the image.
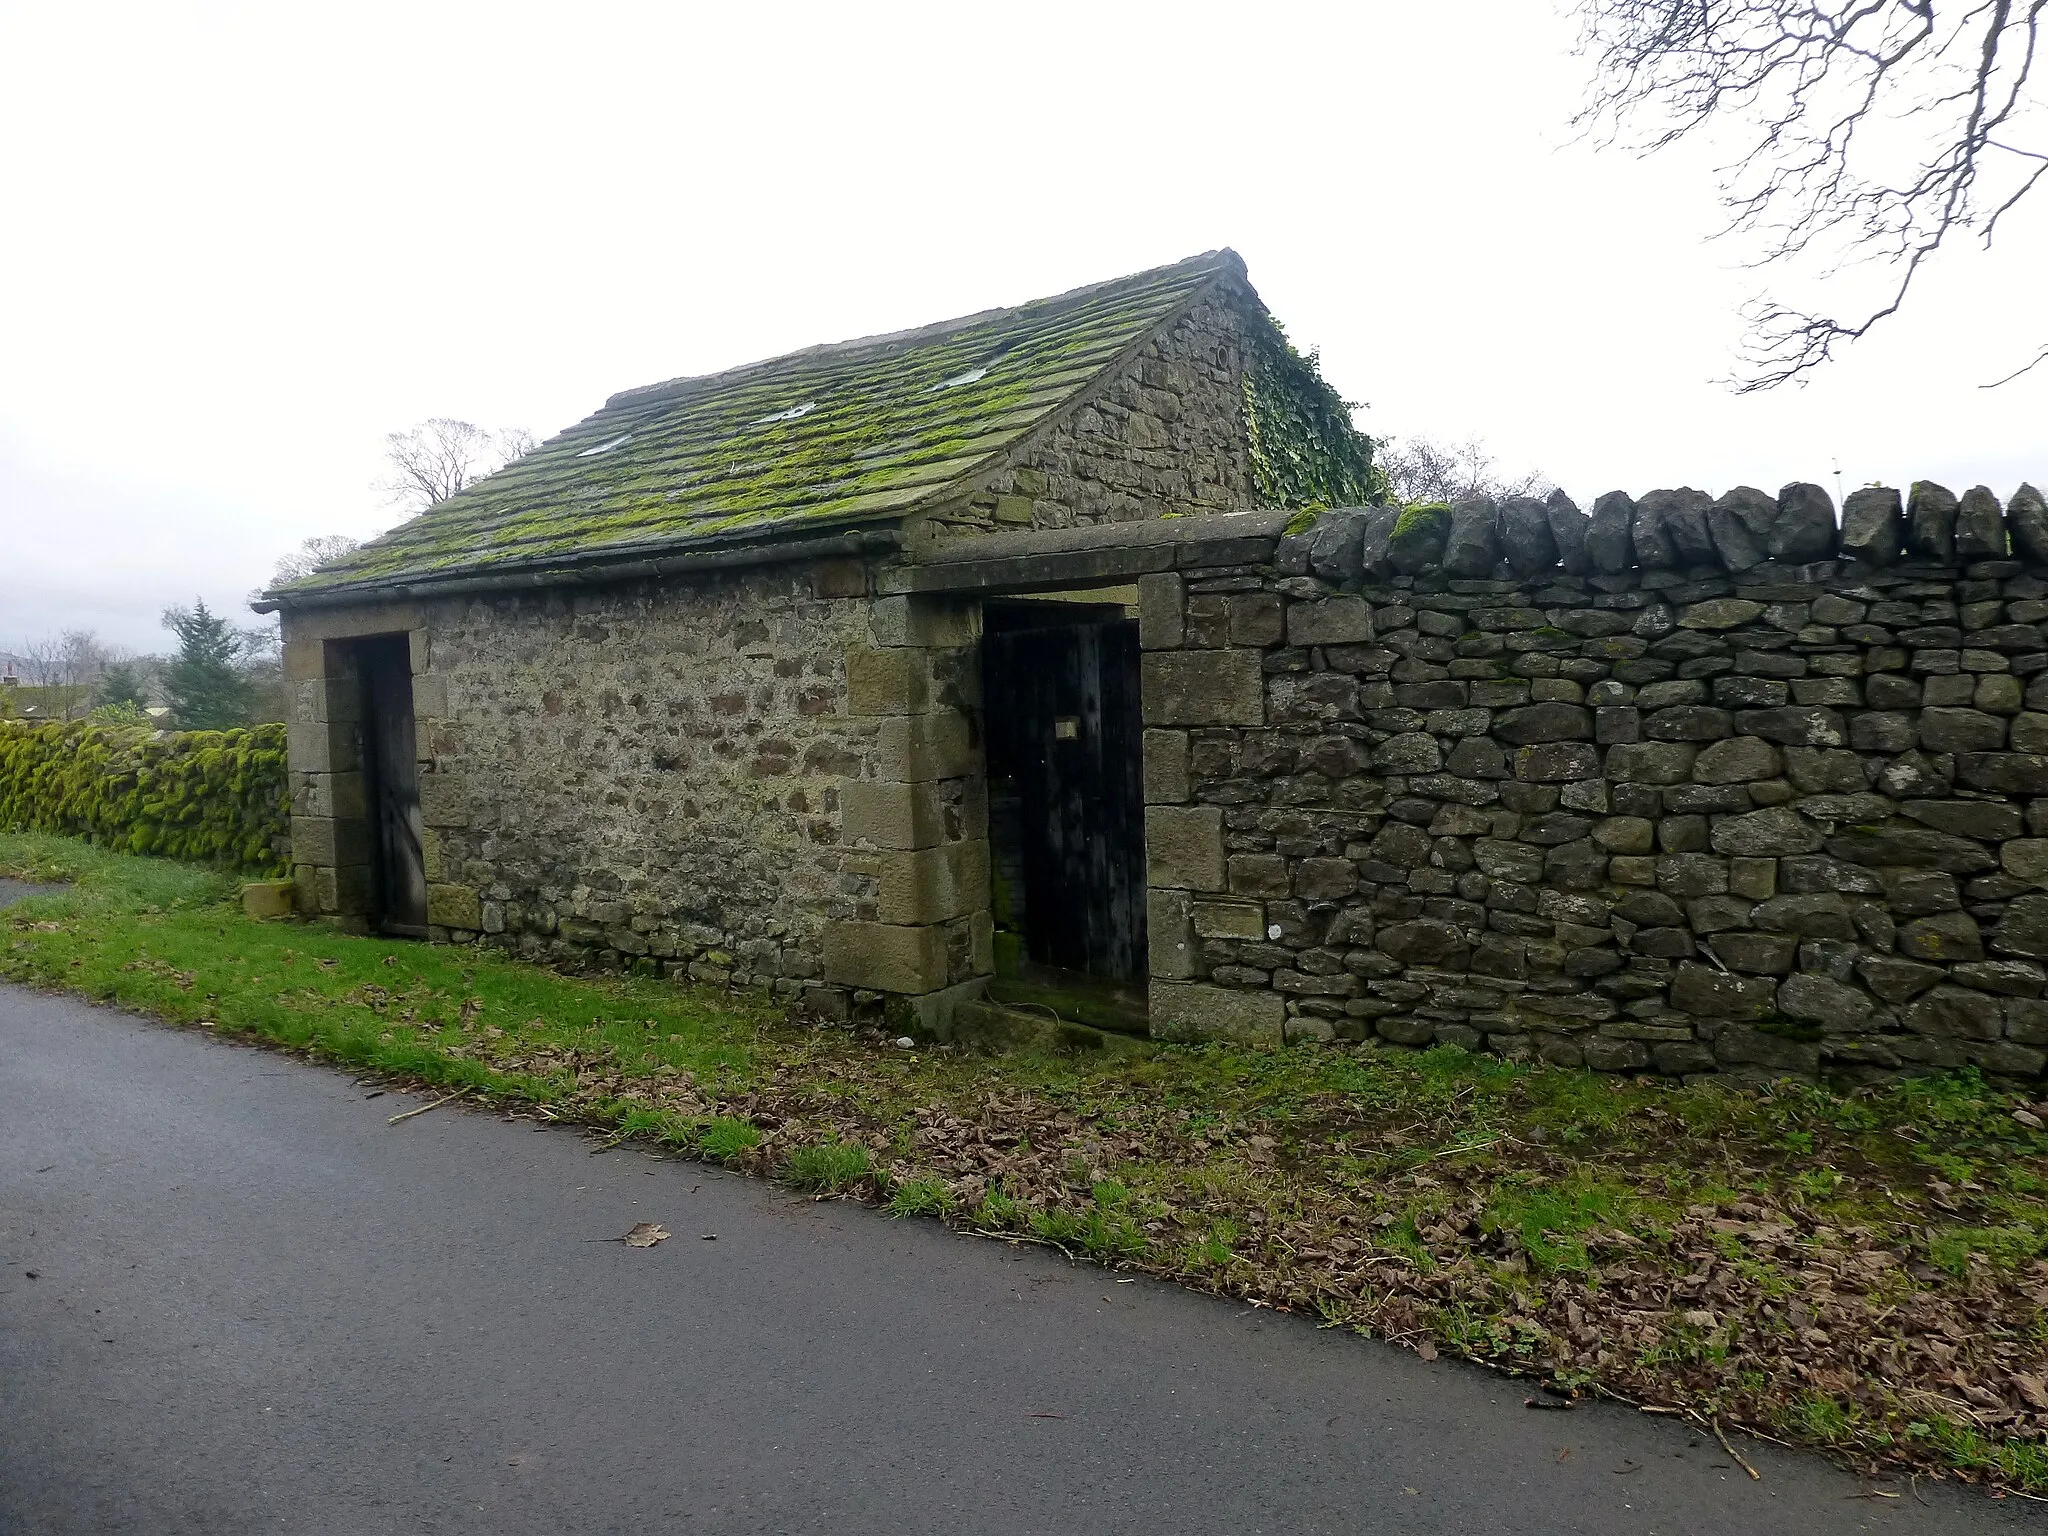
[981,598,1147,1032]
[344,634,428,937]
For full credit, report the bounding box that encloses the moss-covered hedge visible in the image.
[0,720,289,873]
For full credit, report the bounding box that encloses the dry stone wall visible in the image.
[1143,479,2048,1084]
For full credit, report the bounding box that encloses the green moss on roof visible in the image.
[279,252,1245,598]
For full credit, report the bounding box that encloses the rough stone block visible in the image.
[1143,729,1190,803]
[1191,900,1265,940]
[241,881,295,920]
[1137,572,1185,650]
[426,883,482,931]
[1605,742,1697,783]
[1287,596,1375,647]
[289,816,340,868]
[286,719,356,775]
[1145,805,1226,891]
[294,771,367,821]
[1149,981,1287,1044]
[870,711,973,782]
[845,646,930,716]
[1148,888,1194,980]
[1141,650,1264,727]
[410,674,449,720]
[872,840,990,925]
[822,921,950,993]
[842,779,948,849]
[416,773,470,829]
[869,596,976,649]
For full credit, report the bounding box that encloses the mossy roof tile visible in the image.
[279,251,1242,598]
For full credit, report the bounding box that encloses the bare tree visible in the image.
[270,533,362,587]
[1575,2,2048,390]
[1379,435,1556,505]
[378,419,537,513]
[15,630,113,690]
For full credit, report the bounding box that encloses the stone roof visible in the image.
[275,251,1249,601]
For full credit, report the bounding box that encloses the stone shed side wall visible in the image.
[287,560,990,1017]
[956,292,1255,534]
[1142,550,2048,1085]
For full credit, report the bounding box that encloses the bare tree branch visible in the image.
[1575,0,2047,388]
[1378,436,1555,505]
[377,419,536,513]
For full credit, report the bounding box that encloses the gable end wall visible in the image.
[950,291,1255,534]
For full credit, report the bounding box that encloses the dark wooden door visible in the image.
[983,617,1147,982]
[355,636,428,936]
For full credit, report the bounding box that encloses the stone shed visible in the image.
[262,251,1375,1032]
[264,253,2048,1086]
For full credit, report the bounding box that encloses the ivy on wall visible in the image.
[0,720,290,873]
[1241,317,1385,512]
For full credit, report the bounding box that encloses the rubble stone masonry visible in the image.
[1146,482,2048,1084]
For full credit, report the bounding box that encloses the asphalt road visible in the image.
[0,983,2035,1535]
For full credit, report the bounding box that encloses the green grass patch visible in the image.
[786,1140,872,1194]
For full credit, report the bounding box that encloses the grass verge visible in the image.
[5,830,2047,1492]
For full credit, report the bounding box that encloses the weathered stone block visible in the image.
[822,921,949,993]
[410,674,449,720]
[1287,596,1374,647]
[868,596,976,649]
[1137,572,1185,650]
[873,840,990,925]
[1227,853,1291,898]
[286,719,356,775]
[1728,856,1777,900]
[1148,888,1194,980]
[1899,911,1984,963]
[1516,742,1600,782]
[241,881,295,920]
[1605,742,1697,783]
[1711,806,1825,857]
[426,883,482,931]
[416,773,469,829]
[1495,703,1592,744]
[289,815,340,868]
[1149,981,1287,1044]
[1142,729,1190,803]
[873,711,975,782]
[1671,962,1776,1017]
[1192,900,1265,940]
[842,779,948,850]
[1146,805,1226,891]
[1140,650,1264,726]
[846,645,930,716]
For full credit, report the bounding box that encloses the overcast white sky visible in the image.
[3,1,2044,654]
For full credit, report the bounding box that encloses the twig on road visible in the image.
[387,1089,465,1126]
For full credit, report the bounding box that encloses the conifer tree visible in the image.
[161,601,253,730]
